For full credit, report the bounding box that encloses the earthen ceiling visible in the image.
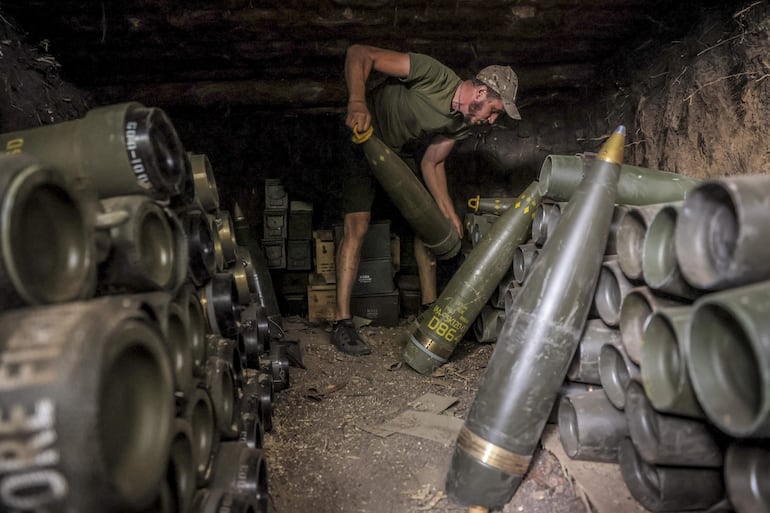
[3,0,708,112]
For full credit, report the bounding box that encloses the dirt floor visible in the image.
[263,317,643,513]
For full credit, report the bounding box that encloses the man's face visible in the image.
[464,90,504,125]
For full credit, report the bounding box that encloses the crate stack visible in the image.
[307,229,337,323]
[334,221,400,326]
[262,178,289,269]
[286,201,313,272]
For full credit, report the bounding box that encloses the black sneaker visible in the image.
[331,319,371,356]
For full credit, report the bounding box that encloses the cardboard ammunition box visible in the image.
[286,239,312,271]
[265,178,289,210]
[351,257,395,296]
[351,290,400,327]
[264,209,288,239]
[262,239,286,269]
[307,284,337,323]
[288,201,313,240]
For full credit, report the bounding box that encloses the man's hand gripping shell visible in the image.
[346,100,371,133]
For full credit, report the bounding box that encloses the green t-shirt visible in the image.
[370,53,470,153]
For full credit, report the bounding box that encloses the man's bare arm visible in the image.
[421,136,463,237]
[345,44,410,132]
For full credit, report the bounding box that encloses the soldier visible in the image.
[333,44,521,355]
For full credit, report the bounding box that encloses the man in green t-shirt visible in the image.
[333,44,521,355]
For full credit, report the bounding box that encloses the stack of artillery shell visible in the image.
[531,201,565,247]
[445,126,625,509]
[447,141,770,513]
[0,104,289,513]
[538,153,699,205]
[522,162,770,513]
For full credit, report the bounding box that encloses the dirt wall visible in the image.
[623,2,769,178]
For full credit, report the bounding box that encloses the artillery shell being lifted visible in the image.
[352,129,460,259]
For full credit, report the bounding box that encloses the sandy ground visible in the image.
[262,317,639,513]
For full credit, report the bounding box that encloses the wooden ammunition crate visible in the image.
[307,284,337,323]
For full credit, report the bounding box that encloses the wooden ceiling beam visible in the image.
[14,5,653,43]
[92,63,595,109]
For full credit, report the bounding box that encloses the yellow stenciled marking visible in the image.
[515,201,521,209]
[5,137,24,154]
[379,155,385,162]
[524,206,530,214]
[427,315,460,343]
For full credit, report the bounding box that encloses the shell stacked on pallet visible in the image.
[514,154,770,513]
[0,104,290,513]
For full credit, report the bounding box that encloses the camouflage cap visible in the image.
[476,65,521,120]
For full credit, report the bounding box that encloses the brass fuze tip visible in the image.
[597,125,626,165]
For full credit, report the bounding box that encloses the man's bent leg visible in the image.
[414,236,437,308]
[332,211,372,355]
